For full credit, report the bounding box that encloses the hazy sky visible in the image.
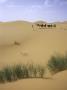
[0,0,67,22]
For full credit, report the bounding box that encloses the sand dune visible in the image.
[0,21,67,67]
[0,21,67,89]
[0,21,33,45]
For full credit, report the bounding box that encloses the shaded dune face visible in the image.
[0,21,67,68]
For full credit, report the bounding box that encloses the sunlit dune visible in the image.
[0,21,67,90]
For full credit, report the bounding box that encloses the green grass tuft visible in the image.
[0,64,45,83]
[47,54,67,74]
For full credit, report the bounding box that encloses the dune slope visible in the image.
[0,21,67,90]
[0,21,67,67]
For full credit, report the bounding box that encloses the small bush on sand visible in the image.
[47,54,67,75]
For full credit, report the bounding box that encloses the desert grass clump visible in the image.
[47,54,67,75]
[12,64,29,79]
[27,64,45,78]
[0,66,14,83]
[26,64,38,78]
[12,64,24,79]
[0,71,5,83]
[0,64,45,83]
[3,67,12,82]
[22,65,29,78]
[37,65,45,78]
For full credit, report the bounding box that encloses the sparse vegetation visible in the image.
[0,71,5,83]
[27,64,45,78]
[47,53,67,75]
[3,66,13,82]
[37,65,45,78]
[0,64,45,83]
[0,53,67,83]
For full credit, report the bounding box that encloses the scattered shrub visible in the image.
[12,65,24,79]
[3,66,13,82]
[47,54,67,74]
[0,64,45,83]
[27,64,45,78]
[1,53,67,83]
[37,65,45,78]
[0,71,5,83]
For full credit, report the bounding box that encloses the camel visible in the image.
[36,24,46,27]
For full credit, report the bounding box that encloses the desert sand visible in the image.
[0,21,67,90]
[0,71,67,90]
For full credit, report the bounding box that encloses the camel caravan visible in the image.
[32,22,56,31]
[36,23,56,28]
